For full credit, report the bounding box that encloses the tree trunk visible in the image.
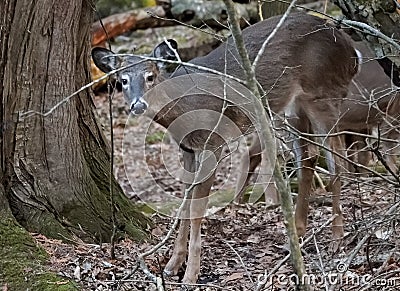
[0,0,149,243]
[261,0,289,19]
[334,0,400,85]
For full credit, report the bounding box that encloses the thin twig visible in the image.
[273,0,400,53]
[107,279,224,289]
[108,81,117,260]
[339,234,370,271]
[20,72,113,118]
[19,56,246,119]
[93,3,118,261]
[251,0,297,71]
[223,239,254,284]
[148,11,227,42]
[312,230,329,291]
[340,19,400,52]
[336,200,400,276]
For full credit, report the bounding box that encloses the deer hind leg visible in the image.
[345,132,372,174]
[382,128,399,175]
[235,134,278,204]
[357,144,373,173]
[325,136,345,243]
[384,152,399,175]
[294,138,319,237]
[164,150,195,276]
[235,134,262,203]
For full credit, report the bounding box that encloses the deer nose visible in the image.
[130,100,148,115]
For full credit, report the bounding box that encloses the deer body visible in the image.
[235,41,399,203]
[92,12,359,284]
[342,42,399,131]
[343,42,399,173]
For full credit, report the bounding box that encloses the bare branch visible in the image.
[340,19,400,52]
[20,56,246,119]
[251,0,297,71]
[222,1,309,291]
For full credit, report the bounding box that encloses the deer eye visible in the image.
[144,71,155,83]
[146,74,154,82]
[121,78,128,85]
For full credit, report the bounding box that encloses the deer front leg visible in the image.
[182,173,214,284]
[382,129,399,175]
[164,150,195,276]
[164,207,190,276]
[181,148,219,284]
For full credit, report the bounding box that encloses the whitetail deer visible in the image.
[342,41,400,174]
[235,41,400,204]
[92,12,360,284]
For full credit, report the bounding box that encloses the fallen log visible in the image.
[91,6,172,46]
[91,1,258,46]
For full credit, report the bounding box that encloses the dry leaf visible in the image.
[375,229,392,240]
[151,226,163,236]
[224,272,244,282]
[247,234,260,244]
[73,265,81,281]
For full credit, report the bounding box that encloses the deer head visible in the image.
[92,39,177,115]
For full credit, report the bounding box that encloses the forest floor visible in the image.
[33,91,400,291]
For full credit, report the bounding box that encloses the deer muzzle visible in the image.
[130,99,148,115]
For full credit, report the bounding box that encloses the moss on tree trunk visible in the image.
[0,213,78,290]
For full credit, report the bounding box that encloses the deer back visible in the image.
[173,12,359,121]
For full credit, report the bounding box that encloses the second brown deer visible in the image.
[342,41,399,174]
[92,12,360,284]
[235,41,400,205]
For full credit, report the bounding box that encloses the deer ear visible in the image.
[92,47,120,73]
[151,39,178,69]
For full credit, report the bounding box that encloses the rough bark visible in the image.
[261,0,290,19]
[334,0,400,85]
[0,0,149,243]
